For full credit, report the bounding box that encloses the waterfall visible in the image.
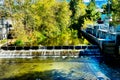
[0,45,101,58]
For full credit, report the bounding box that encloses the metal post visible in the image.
[108,0,112,25]
[107,0,112,39]
[108,0,111,18]
[1,16,5,40]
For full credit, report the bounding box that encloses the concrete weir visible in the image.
[0,45,100,58]
[81,23,120,65]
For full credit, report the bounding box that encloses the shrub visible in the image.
[14,40,24,46]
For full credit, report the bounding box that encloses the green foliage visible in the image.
[82,18,94,29]
[29,31,46,46]
[0,39,7,44]
[70,0,86,24]
[14,39,24,46]
[6,0,103,46]
[70,30,81,45]
[102,0,120,26]
[83,39,90,45]
[111,0,120,26]
[69,0,87,38]
[86,0,101,21]
[11,0,80,46]
[13,20,28,42]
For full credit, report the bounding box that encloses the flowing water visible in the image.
[0,56,120,80]
[0,47,120,80]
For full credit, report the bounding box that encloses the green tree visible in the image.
[28,0,79,46]
[111,0,120,26]
[102,0,120,26]
[69,0,86,38]
[6,0,84,46]
[86,0,101,21]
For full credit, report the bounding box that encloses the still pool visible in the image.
[0,57,120,80]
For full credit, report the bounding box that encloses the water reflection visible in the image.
[0,57,120,80]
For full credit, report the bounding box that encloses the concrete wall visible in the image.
[0,18,13,40]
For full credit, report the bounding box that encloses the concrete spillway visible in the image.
[0,45,100,58]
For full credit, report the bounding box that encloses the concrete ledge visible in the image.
[0,45,99,50]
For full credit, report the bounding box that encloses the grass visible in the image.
[0,39,7,45]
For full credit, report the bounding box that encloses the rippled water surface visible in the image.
[0,57,120,80]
